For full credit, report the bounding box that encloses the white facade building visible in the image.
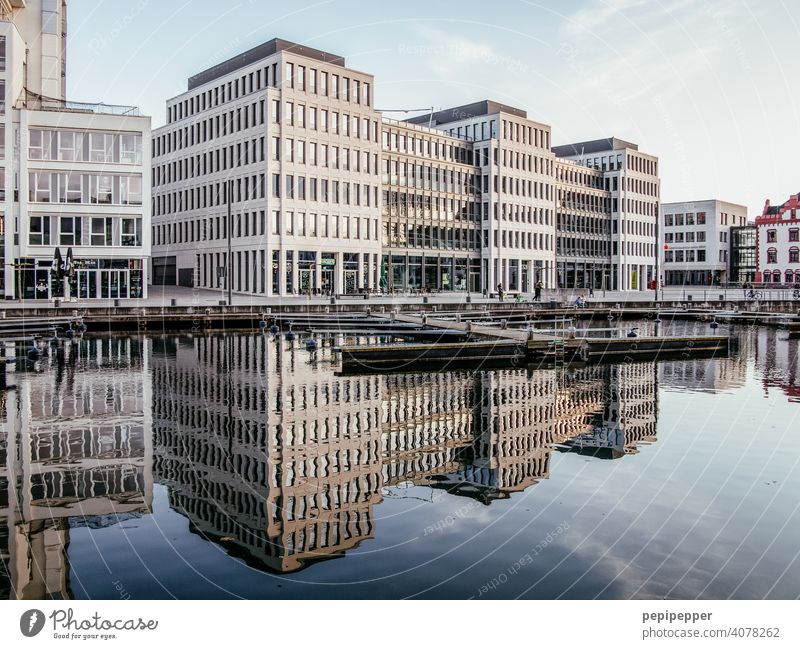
[407,101,556,292]
[756,193,800,285]
[151,39,382,296]
[1,0,151,301]
[553,138,660,291]
[660,199,748,286]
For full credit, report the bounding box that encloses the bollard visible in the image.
[113,298,121,307]
[330,297,336,305]
[466,295,472,304]
[423,296,429,304]
[501,319,508,330]
[455,314,462,323]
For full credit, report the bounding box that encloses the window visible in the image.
[0,36,5,72]
[767,229,777,243]
[790,247,800,264]
[697,249,706,262]
[285,62,294,88]
[58,132,82,161]
[120,134,142,164]
[59,216,82,246]
[89,133,115,162]
[90,175,113,204]
[91,217,112,246]
[29,216,51,245]
[120,176,142,205]
[59,174,83,203]
[767,247,777,264]
[790,228,799,242]
[30,173,53,203]
[271,99,280,123]
[121,218,142,246]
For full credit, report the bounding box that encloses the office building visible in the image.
[151,39,382,296]
[660,199,747,286]
[552,138,660,291]
[756,192,800,285]
[407,101,556,292]
[554,158,612,291]
[1,0,151,301]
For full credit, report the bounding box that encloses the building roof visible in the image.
[405,100,527,126]
[188,38,345,91]
[552,137,639,157]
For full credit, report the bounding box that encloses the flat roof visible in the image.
[552,137,639,157]
[405,100,527,126]
[188,38,345,90]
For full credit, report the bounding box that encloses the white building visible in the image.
[407,101,556,292]
[756,192,800,286]
[660,199,748,286]
[1,0,151,301]
[553,138,660,291]
[151,38,382,296]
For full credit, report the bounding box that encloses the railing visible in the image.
[24,97,142,117]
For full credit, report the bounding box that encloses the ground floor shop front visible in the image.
[9,257,146,300]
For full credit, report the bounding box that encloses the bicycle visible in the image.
[746,289,763,300]
[793,289,800,300]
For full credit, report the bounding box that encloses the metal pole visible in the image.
[227,178,232,307]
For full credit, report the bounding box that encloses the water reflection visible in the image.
[0,325,796,598]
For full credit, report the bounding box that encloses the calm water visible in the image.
[1,322,799,600]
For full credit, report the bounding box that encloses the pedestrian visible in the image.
[497,283,504,302]
[588,285,594,297]
[534,281,543,302]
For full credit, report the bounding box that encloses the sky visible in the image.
[66,0,800,218]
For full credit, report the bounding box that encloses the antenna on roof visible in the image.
[428,106,434,129]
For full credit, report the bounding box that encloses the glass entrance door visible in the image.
[77,270,97,299]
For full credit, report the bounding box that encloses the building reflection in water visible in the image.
[0,338,153,599]
[149,334,661,573]
[0,331,675,595]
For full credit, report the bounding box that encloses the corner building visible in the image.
[151,39,382,296]
[2,0,151,301]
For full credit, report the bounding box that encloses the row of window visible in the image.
[763,270,800,283]
[556,213,611,236]
[152,211,380,246]
[383,224,482,251]
[625,176,658,198]
[28,173,143,206]
[664,249,708,263]
[381,127,474,163]
[28,215,142,247]
[557,237,612,258]
[765,247,800,264]
[494,229,553,251]
[664,212,707,226]
[382,160,478,194]
[270,174,379,206]
[154,175,267,216]
[29,130,142,164]
[285,61,371,106]
[155,136,265,185]
[765,228,799,242]
[664,231,707,243]
[382,192,481,222]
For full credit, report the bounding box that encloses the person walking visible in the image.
[497,283,504,302]
[534,281,543,302]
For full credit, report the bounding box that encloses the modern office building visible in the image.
[380,118,481,292]
[660,199,748,286]
[151,38,382,296]
[756,192,800,285]
[1,0,151,301]
[407,101,556,292]
[730,224,757,285]
[554,158,612,291]
[552,138,660,291]
[150,39,661,296]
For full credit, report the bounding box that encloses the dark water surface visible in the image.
[1,322,798,599]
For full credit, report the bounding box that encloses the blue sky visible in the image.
[67,0,800,217]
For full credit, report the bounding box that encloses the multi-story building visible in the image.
[660,199,748,286]
[380,118,481,292]
[2,0,151,301]
[756,192,800,285]
[554,158,612,291]
[553,138,660,291]
[730,224,757,285]
[150,39,662,296]
[151,38,382,296]
[407,101,556,292]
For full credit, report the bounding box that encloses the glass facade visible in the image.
[730,226,757,285]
